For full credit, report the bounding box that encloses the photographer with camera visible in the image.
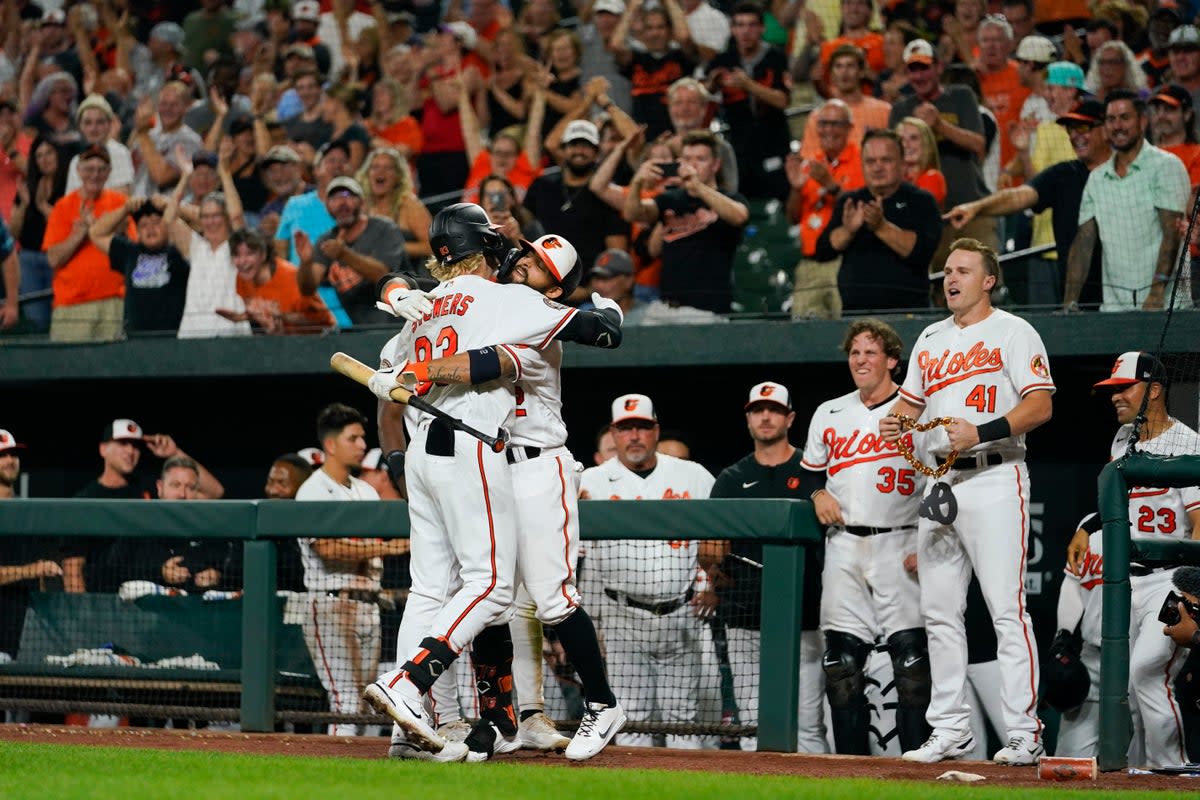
[1163,567,1200,763]
[1067,351,1200,767]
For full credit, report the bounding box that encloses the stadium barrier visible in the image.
[0,497,820,749]
[1097,452,1200,771]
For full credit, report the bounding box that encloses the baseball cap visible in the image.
[563,119,600,147]
[1169,25,1200,50]
[903,39,935,65]
[298,447,324,467]
[327,176,365,198]
[1056,98,1104,127]
[192,150,219,169]
[1150,83,1193,109]
[229,115,256,136]
[283,43,316,60]
[594,0,626,14]
[522,234,578,286]
[590,248,633,278]
[1046,61,1085,90]
[0,429,26,454]
[440,21,478,51]
[262,145,301,166]
[1094,351,1167,388]
[41,9,66,26]
[149,21,186,52]
[611,394,656,425]
[388,10,417,26]
[1015,35,1056,65]
[102,419,144,443]
[315,139,351,166]
[745,381,791,412]
[362,448,384,470]
[76,93,115,123]
[292,0,321,22]
[235,14,267,34]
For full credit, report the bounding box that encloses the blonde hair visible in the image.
[357,147,415,218]
[897,116,941,173]
[427,251,487,282]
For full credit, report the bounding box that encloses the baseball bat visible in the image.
[329,352,508,453]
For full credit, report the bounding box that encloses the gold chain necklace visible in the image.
[893,414,958,478]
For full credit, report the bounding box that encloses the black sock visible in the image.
[551,608,616,707]
[519,709,541,722]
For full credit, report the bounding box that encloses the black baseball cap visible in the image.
[1056,99,1104,127]
[1150,84,1193,109]
[590,248,633,278]
[1094,351,1167,388]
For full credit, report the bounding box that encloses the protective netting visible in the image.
[1127,188,1200,459]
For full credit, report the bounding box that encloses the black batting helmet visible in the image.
[1041,628,1090,713]
[429,203,508,267]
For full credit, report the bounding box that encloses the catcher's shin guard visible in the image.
[888,628,932,752]
[823,630,873,755]
[472,623,518,735]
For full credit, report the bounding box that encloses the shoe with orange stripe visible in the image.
[364,678,466,760]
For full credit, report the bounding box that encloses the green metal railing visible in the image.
[0,497,820,750]
[1097,452,1200,771]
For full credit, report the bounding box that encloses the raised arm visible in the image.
[662,0,697,60]
[624,158,663,223]
[89,196,139,254]
[590,129,641,210]
[458,78,485,164]
[524,83,546,167]
[216,139,246,231]
[608,0,640,66]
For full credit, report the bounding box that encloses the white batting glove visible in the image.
[367,367,400,402]
[591,292,624,325]
[376,285,435,323]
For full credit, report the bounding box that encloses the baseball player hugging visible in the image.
[803,319,931,756]
[881,239,1053,766]
[363,204,625,763]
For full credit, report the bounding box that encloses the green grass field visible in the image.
[0,742,1168,800]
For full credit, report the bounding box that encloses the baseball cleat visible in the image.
[388,732,469,762]
[992,733,1044,766]
[364,679,450,755]
[565,702,626,761]
[518,712,570,751]
[901,730,975,763]
[438,719,473,744]
[465,720,522,763]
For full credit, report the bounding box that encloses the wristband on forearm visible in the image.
[467,346,502,383]
[976,416,1011,443]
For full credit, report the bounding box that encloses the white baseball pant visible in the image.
[301,593,380,733]
[917,462,1042,741]
[820,527,922,641]
[1129,568,1187,767]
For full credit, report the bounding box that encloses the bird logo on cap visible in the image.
[542,236,563,250]
[760,386,776,397]
[625,398,639,411]
[1110,358,1124,376]
[127,422,138,434]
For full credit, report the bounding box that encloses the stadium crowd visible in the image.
[0,0,1196,342]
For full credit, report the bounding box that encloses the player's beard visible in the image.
[751,428,786,446]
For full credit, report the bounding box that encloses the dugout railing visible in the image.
[1098,452,1200,772]
[0,498,820,750]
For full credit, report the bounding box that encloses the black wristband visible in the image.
[976,417,1011,444]
[468,346,503,383]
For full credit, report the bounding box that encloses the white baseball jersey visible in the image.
[377,274,577,434]
[801,389,921,528]
[295,468,382,592]
[580,453,715,603]
[1112,420,1200,541]
[1063,531,1104,647]
[899,309,1055,459]
[498,341,566,448]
